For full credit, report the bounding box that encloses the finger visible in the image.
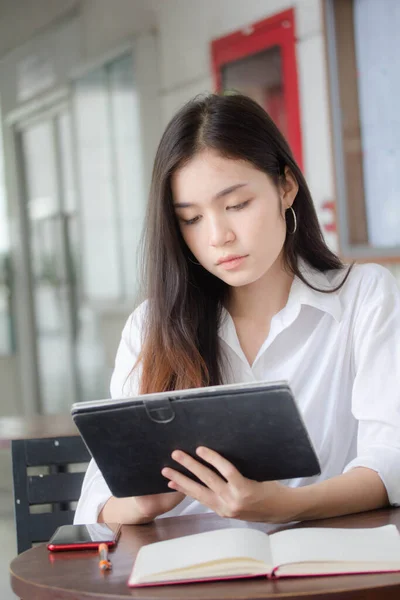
[195,447,244,486]
[170,451,227,494]
[161,466,216,506]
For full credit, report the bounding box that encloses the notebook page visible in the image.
[131,528,272,582]
[270,525,400,569]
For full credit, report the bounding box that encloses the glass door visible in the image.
[18,107,107,413]
[16,53,143,413]
[19,114,79,413]
[0,97,13,355]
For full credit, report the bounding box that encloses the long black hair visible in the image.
[137,93,350,393]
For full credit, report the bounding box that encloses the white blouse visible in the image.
[74,262,400,524]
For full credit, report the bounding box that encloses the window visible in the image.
[20,116,80,411]
[73,53,145,301]
[211,9,303,169]
[0,97,13,354]
[326,0,400,258]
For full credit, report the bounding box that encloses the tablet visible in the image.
[71,381,320,497]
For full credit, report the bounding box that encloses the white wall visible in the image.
[0,0,78,59]
[0,0,155,64]
[81,0,155,61]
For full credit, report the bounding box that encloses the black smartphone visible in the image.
[47,522,121,551]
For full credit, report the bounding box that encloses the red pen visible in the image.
[98,543,112,571]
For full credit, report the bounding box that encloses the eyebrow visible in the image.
[173,183,248,208]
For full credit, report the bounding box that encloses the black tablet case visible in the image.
[71,383,320,497]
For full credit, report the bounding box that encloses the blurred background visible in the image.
[0,0,399,595]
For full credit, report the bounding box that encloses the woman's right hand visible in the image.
[98,491,185,525]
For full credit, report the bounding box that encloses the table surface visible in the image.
[0,414,78,448]
[10,507,400,600]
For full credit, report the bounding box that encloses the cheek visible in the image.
[242,203,285,241]
[180,226,193,246]
[180,227,203,257]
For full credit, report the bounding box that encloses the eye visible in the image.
[180,215,201,226]
[227,200,250,211]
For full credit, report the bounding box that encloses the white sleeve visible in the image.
[343,267,400,506]
[74,305,144,524]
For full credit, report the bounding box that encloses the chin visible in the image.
[218,272,259,288]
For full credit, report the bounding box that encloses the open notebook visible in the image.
[128,525,400,587]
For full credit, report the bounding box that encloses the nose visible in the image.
[208,215,235,247]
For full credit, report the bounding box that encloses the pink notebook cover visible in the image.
[127,567,400,588]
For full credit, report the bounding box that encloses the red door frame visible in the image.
[211,9,303,170]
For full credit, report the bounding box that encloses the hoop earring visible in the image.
[188,256,201,266]
[286,206,297,235]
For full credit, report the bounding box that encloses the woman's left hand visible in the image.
[161,446,294,523]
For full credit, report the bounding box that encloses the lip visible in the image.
[217,254,246,265]
[216,254,248,270]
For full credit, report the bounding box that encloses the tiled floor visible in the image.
[0,450,18,599]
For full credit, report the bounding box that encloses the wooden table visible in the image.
[10,507,400,599]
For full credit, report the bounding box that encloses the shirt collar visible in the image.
[291,259,343,323]
[219,258,343,338]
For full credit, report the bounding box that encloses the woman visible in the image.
[75,93,400,525]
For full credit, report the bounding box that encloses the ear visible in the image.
[281,167,299,209]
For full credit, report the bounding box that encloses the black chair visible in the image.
[11,435,91,554]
